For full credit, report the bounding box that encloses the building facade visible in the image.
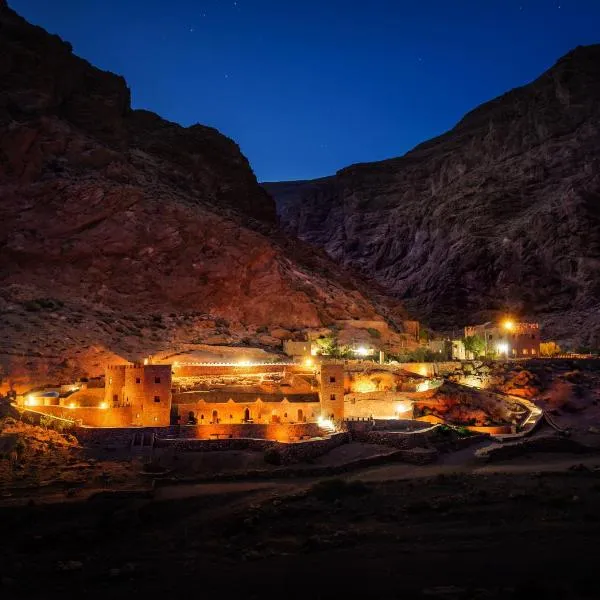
[105,363,172,426]
[464,321,540,358]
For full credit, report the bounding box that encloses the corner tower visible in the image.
[319,363,345,420]
[124,363,172,426]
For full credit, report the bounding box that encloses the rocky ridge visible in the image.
[265,45,600,349]
[0,3,408,389]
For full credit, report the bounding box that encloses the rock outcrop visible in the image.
[265,46,600,348]
[0,3,407,388]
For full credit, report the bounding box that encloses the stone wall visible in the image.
[155,431,349,464]
[75,425,178,447]
[175,400,320,426]
[397,362,462,377]
[172,364,312,377]
[344,392,414,420]
[23,405,133,427]
[170,422,325,442]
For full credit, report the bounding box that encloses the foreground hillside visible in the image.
[0,2,407,388]
[265,45,600,349]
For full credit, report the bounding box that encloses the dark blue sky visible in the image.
[11,0,600,181]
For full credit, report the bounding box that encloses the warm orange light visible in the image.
[25,394,39,407]
[354,379,377,393]
[67,402,77,409]
[99,402,108,410]
[303,357,314,368]
[502,319,515,331]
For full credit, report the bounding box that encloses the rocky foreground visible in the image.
[265,45,600,349]
[0,2,408,387]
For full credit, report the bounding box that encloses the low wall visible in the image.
[397,362,462,377]
[75,426,179,447]
[21,405,132,427]
[168,422,324,442]
[155,432,349,464]
[173,364,313,377]
[344,392,414,420]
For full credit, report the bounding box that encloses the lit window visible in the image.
[531,349,537,355]
[330,394,336,401]
[154,396,160,403]
[512,349,517,355]
[109,377,113,385]
[329,376,336,383]
[154,377,161,384]
[523,349,528,355]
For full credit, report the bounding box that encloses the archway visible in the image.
[297,409,304,422]
[211,410,219,424]
[243,407,250,422]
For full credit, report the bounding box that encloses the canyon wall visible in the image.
[0,3,407,388]
[265,45,600,348]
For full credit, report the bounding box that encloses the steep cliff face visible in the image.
[0,3,405,387]
[265,46,600,348]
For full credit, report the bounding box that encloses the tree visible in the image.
[462,335,486,358]
[540,341,561,357]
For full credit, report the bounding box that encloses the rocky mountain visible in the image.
[0,2,408,389]
[265,45,600,349]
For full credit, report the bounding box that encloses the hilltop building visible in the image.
[464,321,540,358]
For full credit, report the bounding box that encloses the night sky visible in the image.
[11,0,600,182]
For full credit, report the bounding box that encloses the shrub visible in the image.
[263,447,282,465]
[366,328,381,339]
[24,298,64,312]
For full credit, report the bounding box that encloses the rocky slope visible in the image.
[265,46,600,349]
[0,2,408,389]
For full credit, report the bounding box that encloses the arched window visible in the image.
[212,410,218,423]
[243,408,250,422]
[297,409,304,422]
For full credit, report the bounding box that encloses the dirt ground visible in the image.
[2,451,600,599]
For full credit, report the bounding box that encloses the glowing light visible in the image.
[173,361,179,368]
[25,394,38,407]
[354,379,377,393]
[303,357,314,368]
[496,342,509,355]
[99,402,108,410]
[395,401,413,415]
[143,358,149,365]
[502,320,515,331]
[67,402,77,409]
[354,346,370,357]
[236,359,252,367]
[317,416,335,430]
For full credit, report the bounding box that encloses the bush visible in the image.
[23,298,64,312]
[366,328,381,339]
[263,447,282,465]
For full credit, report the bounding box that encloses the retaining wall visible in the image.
[21,405,132,427]
[155,431,350,464]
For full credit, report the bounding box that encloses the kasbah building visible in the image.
[14,317,545,441]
